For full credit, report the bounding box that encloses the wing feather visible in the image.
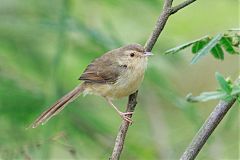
[79,52,121,84]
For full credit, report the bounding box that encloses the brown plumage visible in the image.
[31,84,84,128]
[79,53,120,84]
[31,44,152,128]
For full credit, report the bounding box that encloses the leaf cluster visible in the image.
[186,72,240,103]
[165,30,239,64]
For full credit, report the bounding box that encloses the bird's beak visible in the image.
[144,52,154,57]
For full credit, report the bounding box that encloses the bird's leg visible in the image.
[105,98,133,123]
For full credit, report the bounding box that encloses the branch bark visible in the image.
[110,0,197,159]
[144,0,172,51]
[180,98,237,160]
[110,92,138,160]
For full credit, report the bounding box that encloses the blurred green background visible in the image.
[0,0,239,159]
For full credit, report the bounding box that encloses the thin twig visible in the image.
[144,0,173,51]
[180,78,240,159]
[171,0,196,14]
[110,0,197,159]
[180,98,237,160]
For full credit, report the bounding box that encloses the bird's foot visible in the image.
[119,111,133,124]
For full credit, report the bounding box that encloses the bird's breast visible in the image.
[109,60,147,99]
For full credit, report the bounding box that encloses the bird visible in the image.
[31,43,153,128]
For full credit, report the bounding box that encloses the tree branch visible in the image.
[110,92,138,160]
[180,98,237,160]
[144,0,173,51]
[110,0,197,159]
[171,0,196,14]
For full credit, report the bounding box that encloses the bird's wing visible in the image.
[79,53,121,84]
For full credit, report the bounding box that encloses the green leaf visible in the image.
[191,34,223,64]
[186,91,227,102]
[186,85,240,103]
[220,36,237,54]
[237,96,240,103]
[237,34,240,48]
[232,85,240,96]
[210,43,224,60]
[231,34,240,47]
[192,39,209,54]
[165,36,209,54]
[215,72,232,94]
[222,95,235,102]
[228,28,240,31]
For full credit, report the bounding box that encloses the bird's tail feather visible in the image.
[31,84,85,128]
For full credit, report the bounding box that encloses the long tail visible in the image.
[31,84,85,128]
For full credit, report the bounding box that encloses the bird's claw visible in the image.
[119,112,133,124]
[121,111,133,116]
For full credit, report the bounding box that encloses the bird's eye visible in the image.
[130,53,135,57]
